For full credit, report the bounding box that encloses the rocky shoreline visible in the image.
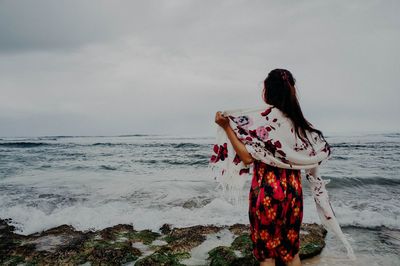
[0,218,327,266]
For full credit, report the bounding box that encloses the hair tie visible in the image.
[280,70,288,82]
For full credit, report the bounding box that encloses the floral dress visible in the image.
[248,159,303,263]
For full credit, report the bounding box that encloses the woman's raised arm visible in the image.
[215,111,254,165]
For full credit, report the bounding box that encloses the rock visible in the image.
[0,218,327,265]
[23,224,89,253]
[299,223,327,259]
[129,230,161,245]
[0,218,142,265]
[23,234,83,253]
[1,220,92,265]
[83,239,141,265]
[160,223,172,234]
[228,224,250,235]
[182,199,199,209]
[165,225,222,253]
[182,198,212,209]
[98,223,135,241]
[0,218,23,262]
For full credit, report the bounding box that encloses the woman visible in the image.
[214,68,330,266]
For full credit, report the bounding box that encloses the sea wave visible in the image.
[1,196,399,236]
[332,142,400,149]
[342,224,400,232]
[317,176,400,188]
[100,165,117,171]
[90,142,208,149]
[117,134,151,137]
[334,208,400,231]
[0,142,51,148]
[133,158,208,166]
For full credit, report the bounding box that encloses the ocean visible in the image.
[0,132,399,265]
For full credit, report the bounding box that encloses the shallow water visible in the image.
[0,132,399,264]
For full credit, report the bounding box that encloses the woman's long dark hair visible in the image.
[263,68,327,146]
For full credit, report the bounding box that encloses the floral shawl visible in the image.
[209,104,355,259]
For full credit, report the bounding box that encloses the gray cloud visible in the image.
[0,0,399,137]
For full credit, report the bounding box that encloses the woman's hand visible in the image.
[215,111,230,130]
[214,111,254,165]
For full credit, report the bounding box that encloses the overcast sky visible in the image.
[0,0,399,137]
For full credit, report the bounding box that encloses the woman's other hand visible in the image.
[215,111,230,130]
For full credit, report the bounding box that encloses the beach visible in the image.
[0,133,399,265]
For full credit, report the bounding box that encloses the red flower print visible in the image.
[266,171,276,184]
[239,168,250,175]
[289,173,300,191]
[210,143,228,163]
[287,229,298,243]
[252,229,259,242]
[249,162,303,263]
[236,126,248,136]
[293,206,300,217]
[258,167,265,177]
[260,207,276,225]
[266,236,281,249]
[267,207,277,220]
[213,144,219,153]
[266,140,284,158]
[278,247,293,262]
[256,126,269,141]
[274,140,282,148]
[282,253,293,262]
[271,180,285,201]
[261,107,272,117]
[260,230,269,240]
[281,177,287,190]
[249,129,258,138]
[276,150,286,157]
[291,198,296,207]
[263,196,271,207]
[233,154,241,165]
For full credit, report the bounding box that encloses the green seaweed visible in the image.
[208,246,237,266]
[83,238,130,250]
[173,251,191,260]
[299,242,325,259]
[163,234,178,243]
[82,237,141,265]
[230,233,253,256]
[2,255,26,266]
[134,250,185,266]
[120,230,161,245]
